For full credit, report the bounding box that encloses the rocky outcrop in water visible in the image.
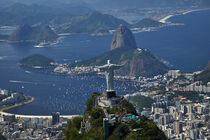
[74,25,168,77]
[110,25,136,50]
[9,24,58,43]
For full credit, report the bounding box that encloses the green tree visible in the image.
[63,117,83,140]
[111,124,129,139]
[86,93,101,112]
[85,127,104,140]
[63,93,167,140]
[126,132,140,140]
[120,100,137,115]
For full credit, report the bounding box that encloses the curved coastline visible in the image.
[0,111,79,119]
[159,8,210,23]
[0,7,209,114]
[0,96,35,113]
[0,96,80,119]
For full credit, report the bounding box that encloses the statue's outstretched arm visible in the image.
[95,65,107,72]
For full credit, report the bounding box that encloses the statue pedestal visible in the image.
[96,90,124,108]
[104,90,116,98]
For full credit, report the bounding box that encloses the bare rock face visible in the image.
[110,25,136,50]
[74,47,168,77]
[9,24,32,42]
[9,24,58,43]
[74,25,168,77]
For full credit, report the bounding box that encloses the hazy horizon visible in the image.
[1,0,210,9]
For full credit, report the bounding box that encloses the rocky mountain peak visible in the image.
[110,25,137,50]
[8,24,32,41]
[8,24,58,43]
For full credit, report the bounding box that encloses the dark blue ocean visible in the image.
[0,10,210,115]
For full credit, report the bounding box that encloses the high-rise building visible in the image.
[173,121,182,135]
[187,104,193,114]
[181,104,187,114]
[164,114,170,125]
[167,70,181,78]
[176,100,181,111]
[52,112,60,125]
[190,129,198,140]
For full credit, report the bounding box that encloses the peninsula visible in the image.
[0,89,34,112]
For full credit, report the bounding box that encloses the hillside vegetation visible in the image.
[63,93,167,140]
[19,54,55,68]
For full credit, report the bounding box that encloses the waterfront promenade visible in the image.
[0,111,79,119]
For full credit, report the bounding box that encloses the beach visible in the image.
[159,8,210,23]
[0,95,80,119]
[159,15,173,23]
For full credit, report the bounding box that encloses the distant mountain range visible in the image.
[85,0,210,9]
[56,11,129,34]
[0,3,164,34]
[0,3,91,26]
[73,25,168,77]
[1,0,210,9]
[56,12,164,34]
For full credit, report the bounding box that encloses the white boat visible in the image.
[34,40,51,48]
[34,44,44,48]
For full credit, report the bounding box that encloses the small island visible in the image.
[19,54,56,68]
[0,89,34,112]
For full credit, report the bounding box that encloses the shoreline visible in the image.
[182,8,210,15]
[0,96,35,113]
[159,15,173,23]
[0,111,80,119]
[159,8,210,23]
[0,96,80,119]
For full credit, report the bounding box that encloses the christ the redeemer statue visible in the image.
[98,60,122,91]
